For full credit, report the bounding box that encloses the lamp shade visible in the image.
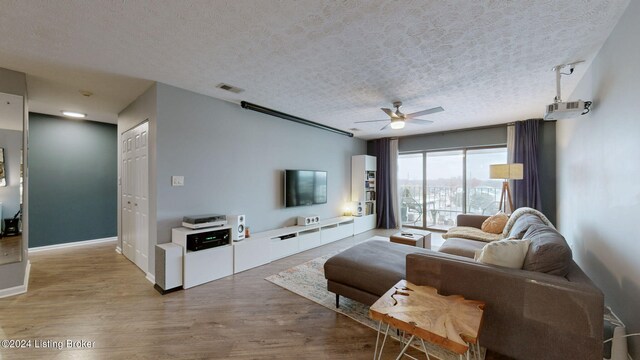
[490,163,523,180]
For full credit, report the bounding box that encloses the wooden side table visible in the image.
[390,229,431,249]
[369,279,484,360]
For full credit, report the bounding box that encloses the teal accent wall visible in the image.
[29,113,117,247]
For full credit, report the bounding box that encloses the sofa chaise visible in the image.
[324,211,604,360]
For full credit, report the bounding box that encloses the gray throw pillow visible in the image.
[522,224,572,276]
[508,213,546,239]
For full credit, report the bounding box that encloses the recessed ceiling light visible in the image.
[61,111,87,118]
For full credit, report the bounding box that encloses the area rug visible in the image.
[265,245,485,360]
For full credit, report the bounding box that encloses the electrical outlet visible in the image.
[171,176,184,187]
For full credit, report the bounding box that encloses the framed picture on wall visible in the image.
[0,147,5,187]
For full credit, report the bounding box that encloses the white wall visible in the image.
[117,84,158,269]
[151,83,365,274]
[556,1,639,356]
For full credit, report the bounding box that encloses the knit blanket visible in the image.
[501,207,555,237]
[442,207,555,243]
[442,226,503,243]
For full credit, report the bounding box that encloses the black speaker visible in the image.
[3,218,20,236]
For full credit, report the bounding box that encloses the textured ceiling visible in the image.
[0,0,630,139]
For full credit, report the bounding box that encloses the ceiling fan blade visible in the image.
[409,118,434,125]
[381,108,399,119]
[380,123,390,131]
[354,119,392,124]
[406,106,444,118]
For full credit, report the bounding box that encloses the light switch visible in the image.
[171,176,184,187]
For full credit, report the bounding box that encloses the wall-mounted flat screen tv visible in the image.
[284,170,327,207]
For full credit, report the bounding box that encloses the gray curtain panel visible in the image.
[373,138,396,229]
[513,119,542,210]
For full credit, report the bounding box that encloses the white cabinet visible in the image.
[155,243,183,291]
[354,215,377,235]
[270,234,299,260]
[352,155,377,233]
[233,237,271,273]
[321,221,354,244]
[172,226,234,289]
[243,216,355,269]
[182,245,233,289]
[298,229,322,251]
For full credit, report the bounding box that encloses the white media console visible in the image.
[170,216,356,288]
[234,216,354,273]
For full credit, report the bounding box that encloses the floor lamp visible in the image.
[489,163,523,214]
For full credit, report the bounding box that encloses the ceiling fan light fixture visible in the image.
[390,120,405,129]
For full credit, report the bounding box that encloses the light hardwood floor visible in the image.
[0,230,509,360]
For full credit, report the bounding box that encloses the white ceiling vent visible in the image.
[216,83,244,94]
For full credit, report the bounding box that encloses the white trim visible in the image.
[115,246,122,254]
[145,272,155,284]
[29,237,117,253]
[0,261,30,299]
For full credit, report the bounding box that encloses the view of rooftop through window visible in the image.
[399,147,507,230]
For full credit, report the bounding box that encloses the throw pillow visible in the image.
[481,212,509,234]
[475,238,531,269]
[521,224,573,276]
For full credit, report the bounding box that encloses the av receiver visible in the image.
[185,227,231,251]
[172,226,232,252]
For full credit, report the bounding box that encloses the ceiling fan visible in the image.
[355,101,444,130]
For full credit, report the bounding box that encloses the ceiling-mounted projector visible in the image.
[544,61,592,121]
[545,100,592,120]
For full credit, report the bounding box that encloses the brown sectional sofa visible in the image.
[324,213,604,360]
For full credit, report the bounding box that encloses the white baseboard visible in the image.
[0,261,30,299]
[29,237,117,253]
[145,272,155,284]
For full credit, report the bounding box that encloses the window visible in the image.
[399,147,507,230]
[426,150,463,230]
[466,148,507,215]
[398,153,423,227]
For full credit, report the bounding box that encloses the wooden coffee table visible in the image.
[390,229,431,249]
[369,280,484,360]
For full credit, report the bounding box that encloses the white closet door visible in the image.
[122,135,134,261]
[121,122,149,273]
[133,123,149,272]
